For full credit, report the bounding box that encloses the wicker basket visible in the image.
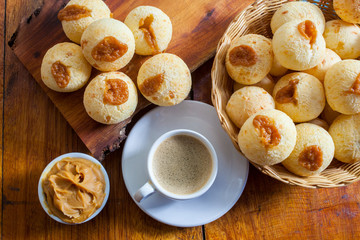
[211,0,360,188]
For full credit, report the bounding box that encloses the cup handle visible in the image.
[134,181,156,203]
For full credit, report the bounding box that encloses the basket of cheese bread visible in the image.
[212,0,360,188]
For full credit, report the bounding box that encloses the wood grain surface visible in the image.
[10,0,250,160]
[3,0,360,240]
[0,0,4,236]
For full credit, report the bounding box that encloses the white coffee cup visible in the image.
[134,129,218,202]
[38,152,110,224]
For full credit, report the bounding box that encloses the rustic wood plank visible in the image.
[203,163,360,239]
[3,1,71,238]
[0,0,4,235]
[10,0,250,160]
[192,57,213,105]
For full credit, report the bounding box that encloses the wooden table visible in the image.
[2,0,360,239]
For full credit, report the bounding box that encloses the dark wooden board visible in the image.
[9,0,251,160]
[0,0,4,235]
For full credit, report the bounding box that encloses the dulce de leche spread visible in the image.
[42,157,106,223]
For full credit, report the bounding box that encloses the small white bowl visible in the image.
[38,152,110,224]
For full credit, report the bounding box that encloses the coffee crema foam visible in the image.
[152,135,213,195]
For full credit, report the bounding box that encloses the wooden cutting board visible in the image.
[9,0,250,160]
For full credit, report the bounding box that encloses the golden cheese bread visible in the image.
[271,1,325,34]
[58,0,111,44]
[324,60,360,115]
[272,20,326,71]
[272,72,325,122]
[81,18,135,71]
[41,42,92,92]
[269,55,288,77]
[83,71,138,124]
[282,123,334,176]
[323,20,360,59]
[334,0,360,24]
[329,114,360,163]
[226,86,275,128]
[124,6,172,55]
[303,48,341,83]
[238,109,297,166]
[137,53,191,106]
[233,75,275,94]
[225,34,273,85]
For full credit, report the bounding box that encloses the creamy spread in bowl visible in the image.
[38,153,110,224]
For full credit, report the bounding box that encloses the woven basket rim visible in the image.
[211,0,360,188]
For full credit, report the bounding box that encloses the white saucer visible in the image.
[122,100,249,227]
